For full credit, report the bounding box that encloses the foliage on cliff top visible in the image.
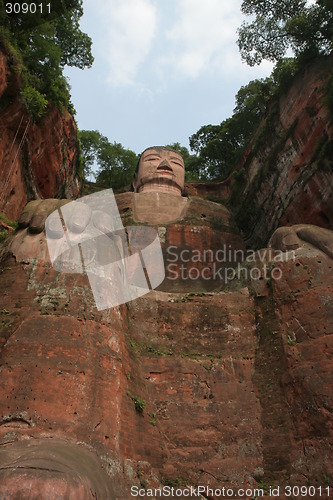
[238,0,333,66]
[0,0,93,118]
[79,130,139,191]
[188,57,302,181]
[189,0,332,182]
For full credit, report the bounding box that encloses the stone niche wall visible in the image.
[0,234,332,497]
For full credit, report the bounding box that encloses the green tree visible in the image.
[189,125,221,156]
[237,0,333,66]
[97,141,138,190]
[189,78,274,180]
[79,130,138,190]
[271,57,300,92]
[0,0,93,113]
[79,130,103,178]
[189,121,240,180]
[1,0,93,69]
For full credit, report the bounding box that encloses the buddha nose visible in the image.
[157,159,172,170]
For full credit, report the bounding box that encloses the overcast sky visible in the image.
[64,0,274,155]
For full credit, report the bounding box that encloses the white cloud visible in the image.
[93,0,157,86]
[87,0,273,89]
[157,0,244,79]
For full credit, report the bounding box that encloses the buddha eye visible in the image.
[145,157,160,162]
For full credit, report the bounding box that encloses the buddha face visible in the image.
[133,147,185,195]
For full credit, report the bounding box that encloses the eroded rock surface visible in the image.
[0,439,115,499]
[0,51,332,496]
[0,214,332,498]
[0,49,80,221]
[228,55,333,248]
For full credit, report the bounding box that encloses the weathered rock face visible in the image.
[248,239,333,488]
[0,49,80,221]
[184,179,232,200]
[0,210,332,498]
[0,439,116,499]
[0,254,261,498]
[228,55,333,248]
[268,251,333,485]
[0,51,332,498]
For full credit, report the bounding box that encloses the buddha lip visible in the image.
[156,169,173,177]
[157,170,172,175]
[157,165,173,172]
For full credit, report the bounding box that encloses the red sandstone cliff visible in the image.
[0,224,332,497]
[185,55,333,247]
[0,49,80,221]
[231,55,333,247]
[0,51,332,499]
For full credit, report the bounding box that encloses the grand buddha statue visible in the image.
[0,147,332,498]
[6,146,246,292]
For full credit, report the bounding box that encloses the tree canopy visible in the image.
[189,77,275,180]
[238,0,333,66]
[188,0,333,182]
[79,130,138,191]
[0,0,93,116]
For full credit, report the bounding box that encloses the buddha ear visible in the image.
[131,173,138,192]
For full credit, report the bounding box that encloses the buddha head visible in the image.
[132,146,185,196]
